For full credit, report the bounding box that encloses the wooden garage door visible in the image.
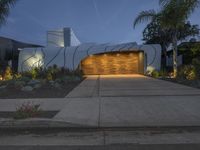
[81,52,142,75]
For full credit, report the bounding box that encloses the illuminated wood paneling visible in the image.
[81,52,143,75]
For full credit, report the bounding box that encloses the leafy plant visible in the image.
[13,73,22,79]
[151,70,160,78]
[46,72,53,81]
[192,58,200,79]
[30,68,37,79]
[44,65,83,81]
[178,65,197,80]
[159,70,168,77]
[0,0,17,26]
[3,66,13,80]
[14,102,41,119]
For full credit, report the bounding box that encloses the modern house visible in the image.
[18,27,162,75]
[0,36,42,72]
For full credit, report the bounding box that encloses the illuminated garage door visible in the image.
[81,51,144,75]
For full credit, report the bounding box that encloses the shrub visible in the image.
[34,67,46,79]
[159,70,168,77]
[151,70,160,78]
[13,73,22,80]
[44,65,83,81]
[20,65,83,82]
[45,65,59,80]
[14,102,41,119]
[30,68,37,79]
[178,65,197,80]
[23,68,38,79]
[192,58,200,79]
[46,72,53,81]
[22,67,45,80]
[145,70,152,76]
[3,66,13,80]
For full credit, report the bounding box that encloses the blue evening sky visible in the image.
[0,0,200,46]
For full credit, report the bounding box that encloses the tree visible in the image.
[178,40,200,64]
[0,0,17,26]
[142,18,172,69]
[159,0,199,77]
[133,0,200,77]
[142,20,199,68]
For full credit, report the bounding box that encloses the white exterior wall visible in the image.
[47,28,81,47]
[18,42,161,73]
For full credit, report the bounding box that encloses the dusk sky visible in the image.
[0,0,200,46]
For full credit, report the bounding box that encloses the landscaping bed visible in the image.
[0,80,82,99]
[0,111,58,119]
[161,77,200,89]
[0,65,84,99]
[148,58,200,89]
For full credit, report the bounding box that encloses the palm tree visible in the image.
[0,0,17,26]
[159,0,199,77]
[134,0,200,77]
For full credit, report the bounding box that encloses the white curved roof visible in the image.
[18,42,161,72]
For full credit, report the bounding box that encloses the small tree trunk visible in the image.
[172,32,178,78]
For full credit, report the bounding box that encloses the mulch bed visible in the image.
[161,77,200,89]
[0,111,59,119]
[0,81,82,99]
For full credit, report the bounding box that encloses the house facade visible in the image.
[18,28,162,75]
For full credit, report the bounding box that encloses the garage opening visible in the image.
[81,51,144,75]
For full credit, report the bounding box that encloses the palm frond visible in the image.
[159,0,184,7]
[159,0,170,7]
[160,0,199,17]
[184,0,200,17]
[133,10,157,28]
[0,0,17,26]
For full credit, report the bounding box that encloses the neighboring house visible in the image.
[18,27,162,75]
[166,54,183,67]
[166,40,200,67]
[0,37,42,72]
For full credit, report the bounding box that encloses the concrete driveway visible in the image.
[54,75,200,127]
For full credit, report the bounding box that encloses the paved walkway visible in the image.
[54,75,200,127]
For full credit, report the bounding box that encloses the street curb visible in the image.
[0,118,90,129]
[2,118,200,130]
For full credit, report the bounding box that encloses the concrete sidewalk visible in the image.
[54,96,200,127]
[54,75,200,127]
